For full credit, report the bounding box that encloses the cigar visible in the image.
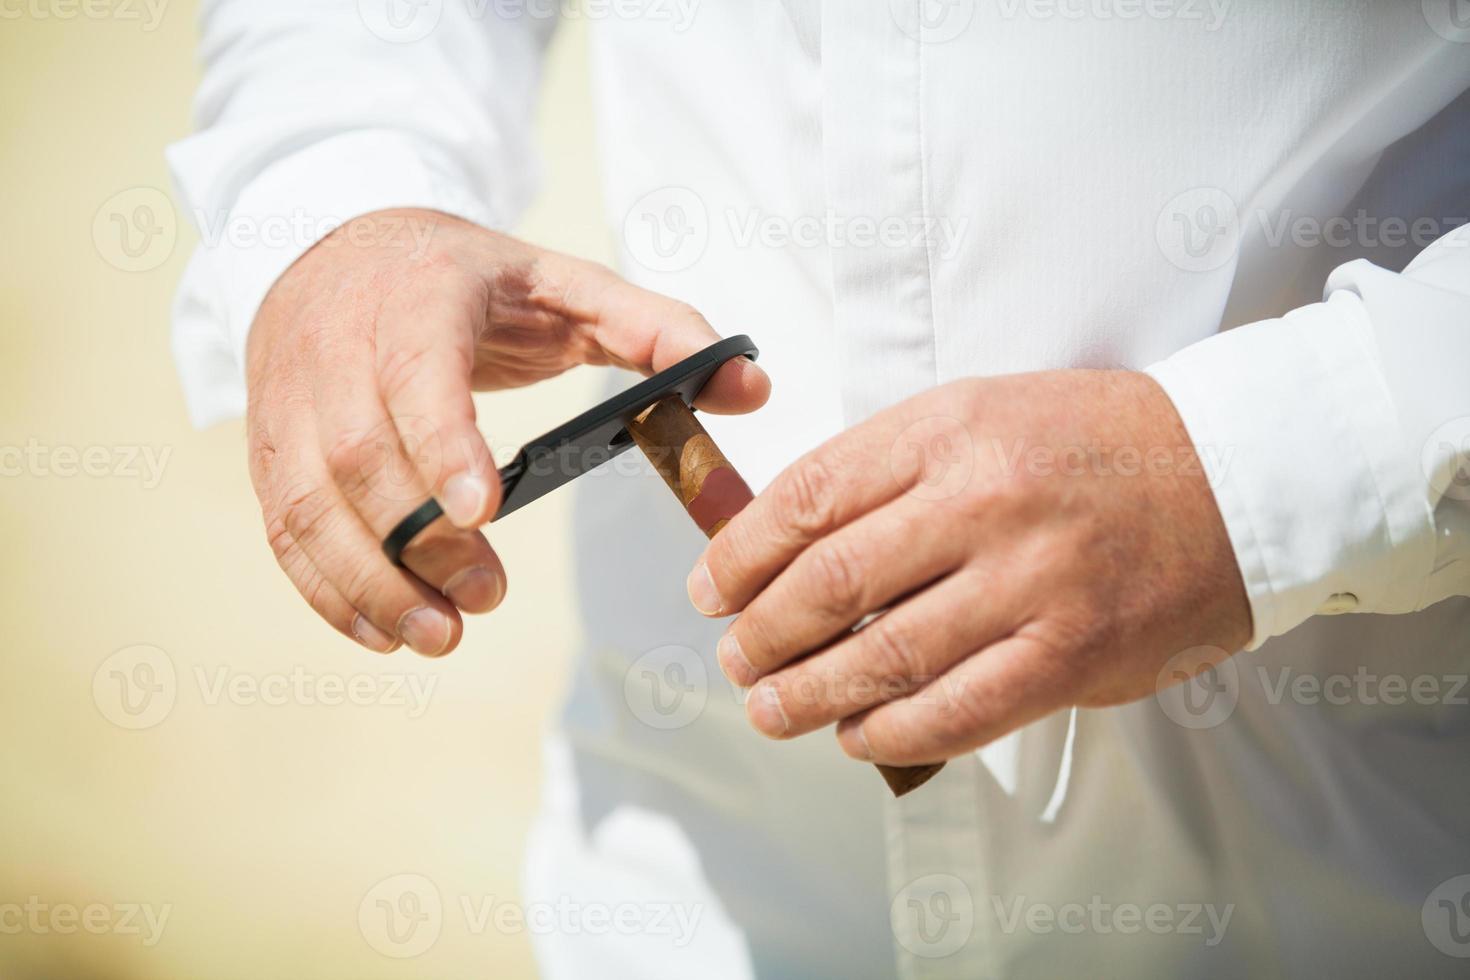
[626,395,945,797]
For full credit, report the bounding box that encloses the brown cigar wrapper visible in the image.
[626,395,945,798]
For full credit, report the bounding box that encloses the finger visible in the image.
[263,433,465,657]
[835,633,1073,767]
[265,521,400,654]
[398,521,507,614]
[716,494,971,686]
[744,565,1019,738]
[690,401,951,617]
[537,253,771,415]
[375,282,502,529]
[315,359,506,614]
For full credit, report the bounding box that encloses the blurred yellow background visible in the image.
[1,6,607,977]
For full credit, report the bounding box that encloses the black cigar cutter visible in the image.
[381,334,758,565]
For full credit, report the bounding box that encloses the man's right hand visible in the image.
[244,209,770,656]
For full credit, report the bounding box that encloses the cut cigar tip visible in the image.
[878,762,946,797]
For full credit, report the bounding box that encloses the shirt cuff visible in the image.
[166,128,499,428]
[1145,290,1436,649]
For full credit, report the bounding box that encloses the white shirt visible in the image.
[169,3,1470,976]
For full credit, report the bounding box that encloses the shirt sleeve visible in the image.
[166,0,555,427]
[1147,222,1470,649]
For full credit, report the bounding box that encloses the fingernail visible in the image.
[717,632,756,687]
[845,723,874,761]
[440,473,488,527]
[351,613,398,653]
[747,682,789,737]
[687,562,724,616]
[444,566,504,613]
[398,607,451,656]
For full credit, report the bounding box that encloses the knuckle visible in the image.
[274,480,337,549]
[247,432,278,488]
[807,538,867,620]
[339,558,394,611]
[299,569,342,623]
[667,299,706,326]
[775,457,838,538]
[377,344,432,404]
[863,617,923,688]
[734,612,780,674]
[323,428,379,491]
[935,684,993,748]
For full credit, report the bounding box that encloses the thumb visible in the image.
[542,254,773,415]
[376,287,501,529]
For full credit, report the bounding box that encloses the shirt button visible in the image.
[1318,593,1359,615]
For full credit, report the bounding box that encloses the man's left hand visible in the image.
[686,370,1252,766]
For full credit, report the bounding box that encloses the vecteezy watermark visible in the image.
[622,187,710,274]
[357,0,698,44]
[1256,666,1469,709]
[1157,187,1470,273]
[1423,0,1470,43]
[622,188,971,274]
[190,207,440,260]
[624,645,709,730]
[1424,874,1470,958]
[0,439,171,488]
[989,437,1235,487]
[994,0,1231,30]
[0,0,170,31]
[888,415,977,503]
[487,0,699,30]
[358,873,704,958]
[92,646,439,730]
[725,208,969,262]
[1154,645,1240,730]
[93,645,178,731]
[889,0,976,44]
[93,186,177,273]
[0,897,172,947]
[892,874,975,959]
[990,894,1234,947]
[1156,650,1470,730]
[1423,416,1470,503]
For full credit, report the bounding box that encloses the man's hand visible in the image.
[687,371,1249,766]
[246,208,769,656]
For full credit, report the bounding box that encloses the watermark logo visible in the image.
[1154,645,1239,730]
[359,873,444,958]
[1423,874,1470,957]
[358,0,443,42]
[623,187,710,274]
[1423,416,1470,503]
[1156,187,1240,273]
[351,415,444,505]
[93,645,177,730]
[1423,0,1470,42]
[891,873,975,959]
[888,415,976,502]
[624,644,708,730]
[890,0,975,44]
[93,187,176,273]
